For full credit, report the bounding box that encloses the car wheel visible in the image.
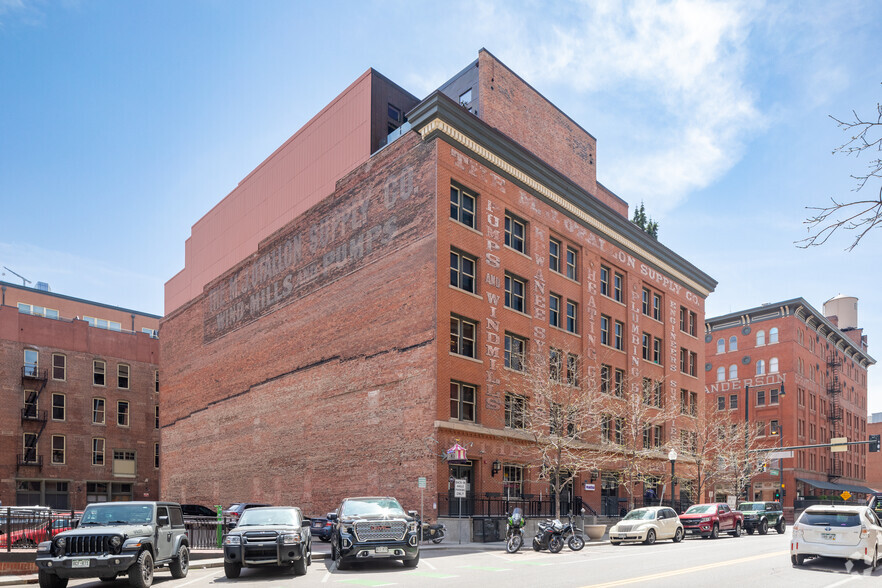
[644,529,656,545]
[759,519,768,535]
[568,535,585,551]
[776,519,786,534]
[223,561,241,579]
[38,571,68,588]
[169,545,189,579]
[402,552,419,568]
[746,527,754,535]
[791,555,799,566]
[710,524,719,539]
[306,542,312,566]
[127,550,154,588]
[872,547,879,572]
[731,522,742,537]
[548,536,564,553]
[293,554,307,576]
[673,528,684,543]
[335,543,349,571]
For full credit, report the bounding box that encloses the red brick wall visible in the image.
[476,50,627,218]
[160,132,441,515]
[0,307,160,508]
[868,421,882,492]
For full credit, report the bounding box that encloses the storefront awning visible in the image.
[796,477,879,494]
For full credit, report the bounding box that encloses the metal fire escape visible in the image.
[826,351,843,481]
[18,365,48,470]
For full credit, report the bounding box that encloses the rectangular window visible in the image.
[642,333,651,361]
[505,333,526,372]
[614,321,624,350]
[653,294,661,321]
[93,360,106,386]
[615,369,625,397]
[770,388,780,404]
[614,418,624,445]
[689,311,697,336]
[117,401,130,427]
[118,364,130,389]
[689,351,697,376]
[51,435,65,464]
[756,389,766,406]
[680,389,689,414]
[600,266,610,297]
[549,294,561,328]
[154,443,160,469]
[24,349,39,376]
[505,274,526,313]
[680,347,687,372]
[52,393,65,421]
[654,338,663,365]
[154,371,159,393]
[729,394,738,410]
[717,396,725,411]
[600,364,611,394]
[502,464,524,497]
[504,213,526,253]
[600,315,610,346]
[450,250,476,293]
[566,354,578,386]
[92,438,105,465]
[450,185,476,228]
[566,247,577,280]
[690,392,697,416]
[92,398,106,424]
[450,382,476,422]
[549,238,560,272]
[23,433,38,462]
[23,389,37,417]
[601,415,611,442]
[505,393,527,429]
[52,354,66,380]
[84,316,121,331]
[642,288,650,315]
[566,300,577,333]
[450,316,477,358]
[112,450,136,477]
[757,421,765,437]
[387,103,400,121]
[154,405,159,429]
[613,272,623,302]
[549,348,562,381]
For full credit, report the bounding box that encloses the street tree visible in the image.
[705,419,776,503]
[798,87,882,250]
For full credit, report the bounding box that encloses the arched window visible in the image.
[729,364,737,380]
[770,357,779,373]
[717,367,725,382]
[769,328,779,344]
[729,336,738,351]
[756,330,765,346]
[717,339,725,354]
[756,360,765,375]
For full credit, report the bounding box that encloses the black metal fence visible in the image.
[437,493,594,518]
[1,507,78,551]
[183,517,235,549]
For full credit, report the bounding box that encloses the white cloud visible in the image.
[467,0,767,213]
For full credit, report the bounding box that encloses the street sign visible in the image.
[830,437,848,452]
[768,451,794,459]
[454,479,467,498]
[770,469,779,476]
[418,476,427,489]
[841,490,852,501]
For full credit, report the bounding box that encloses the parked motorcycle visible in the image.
[505,508,527,553]
[532,518,565,553]
[560,513,584,551]
[418,517,446,543]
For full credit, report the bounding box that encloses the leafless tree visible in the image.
[798,88,882,250]
[704,419,776,503]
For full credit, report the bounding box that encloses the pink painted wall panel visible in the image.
[165,71,375,314]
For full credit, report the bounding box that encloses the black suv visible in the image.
[738,501,785,535]
[329,497,419,570]
[35,501,189,588]
[222,506,312,578]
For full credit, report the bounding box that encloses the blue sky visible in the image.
[1,0,881,412]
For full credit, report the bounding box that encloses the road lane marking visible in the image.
[322,570,332,583]
[421,558,437,570]
[177,569,222,587]
[580,550,789,587]
[824,577,862,588]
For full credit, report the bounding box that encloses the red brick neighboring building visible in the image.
[161,50,716,518]
[0,281,160,509]
[868,416,882,493]
[705,296,875,512]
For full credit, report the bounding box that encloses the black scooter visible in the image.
[532,518,565,553]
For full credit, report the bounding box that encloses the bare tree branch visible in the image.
[797,87,882,251]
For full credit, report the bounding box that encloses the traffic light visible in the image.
[774,489,781,500]
[761,462,768,472]
[870,434,881,453]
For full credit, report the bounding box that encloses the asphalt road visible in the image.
[23,532,882,588]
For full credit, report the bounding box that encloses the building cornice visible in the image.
[406,92,717,298]
[705,297,875,368]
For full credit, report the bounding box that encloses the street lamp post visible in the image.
[668,449,678,510]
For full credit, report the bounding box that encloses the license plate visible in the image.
[821,533,835,541]
[71,560,90,569]
[375,546,388,554]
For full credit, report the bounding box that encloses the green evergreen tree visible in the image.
[631,201,659,239]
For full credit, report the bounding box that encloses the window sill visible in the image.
[449,352,483,364]
[549,268,581,286]
[449,217,482,236]
[448,284,482,300]
[504,306,532,319]
[549,324,581,338]
[503,244,532,261]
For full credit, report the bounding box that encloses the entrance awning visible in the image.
[796,477,879,494]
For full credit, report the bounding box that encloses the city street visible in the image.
[18,532,879,588]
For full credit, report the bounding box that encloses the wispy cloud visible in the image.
[465,0,767,213]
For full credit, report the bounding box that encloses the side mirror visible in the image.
[327,513,338,521]
[228,522,237,529]
[158,516,170,527]
[301,520,310,528]
[408,510,419,519]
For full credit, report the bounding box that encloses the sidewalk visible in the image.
[0,539,610,586]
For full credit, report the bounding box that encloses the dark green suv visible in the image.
[738,501,785,535]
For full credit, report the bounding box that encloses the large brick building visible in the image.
[705,295,875,512]
[161,50,716,518]
[0,281,160,508]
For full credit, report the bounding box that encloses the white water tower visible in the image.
[824,294,858,329]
